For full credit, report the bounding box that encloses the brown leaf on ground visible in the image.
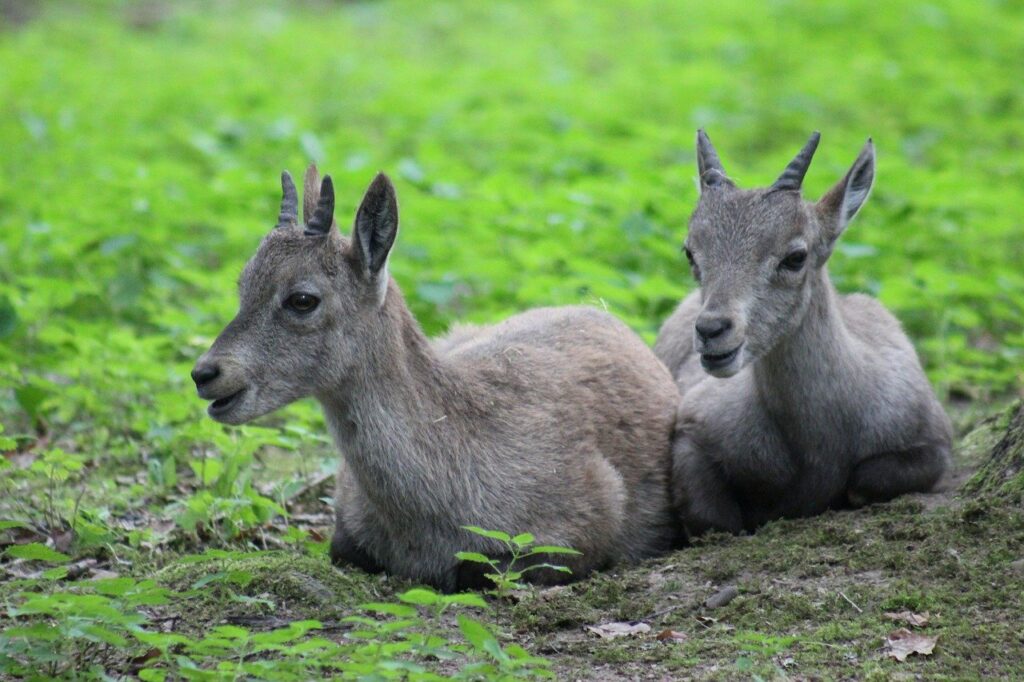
[655,629,688,643]
[884,610,931,628]
[585,621,651,639]
[884,628,938,661]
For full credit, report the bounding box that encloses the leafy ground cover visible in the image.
[2,0,1023,679]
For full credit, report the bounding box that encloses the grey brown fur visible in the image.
[192,167,680,591]
[655,130,951,536]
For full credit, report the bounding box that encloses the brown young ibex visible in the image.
[655,131,952,536]
[191,167,680,591]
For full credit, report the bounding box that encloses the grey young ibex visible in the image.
[655,131,951,536]
[192,166,681,591]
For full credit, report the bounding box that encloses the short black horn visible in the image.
[277,171,299,227]
[696,128,728,185]
[305,175,335,235]
[772,132,820,191]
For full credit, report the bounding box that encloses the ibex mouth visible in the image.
[208,388,246,418]
[700,346,741,373]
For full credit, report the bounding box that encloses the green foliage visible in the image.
[458,526,581,598]
[1,558,549,680]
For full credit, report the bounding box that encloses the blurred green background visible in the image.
[1,0,1023,526]
[3,0,1023,417]
[0,2,1023,677]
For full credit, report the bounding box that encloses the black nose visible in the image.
[191,363,220,387]
[695,316,733,343]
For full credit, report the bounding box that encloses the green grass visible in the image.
[1,0,1023,679]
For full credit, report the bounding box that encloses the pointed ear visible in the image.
[696,129,735,192]
[352,172,398,278]
[815,139,875,259]
[302,164,320,225]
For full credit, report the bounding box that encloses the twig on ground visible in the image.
[644,602,689,621]
[839,591,863,613]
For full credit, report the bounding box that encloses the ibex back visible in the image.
[655,131,951,535]
[192,167,680,590]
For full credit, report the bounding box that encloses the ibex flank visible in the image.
[192,167,680,591]
[655,130,952,536]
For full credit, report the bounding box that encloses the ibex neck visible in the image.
[316,281,459,518]
[754,268,857,414]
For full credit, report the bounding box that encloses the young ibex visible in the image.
[655,131,952,536]
[192,167,680,590]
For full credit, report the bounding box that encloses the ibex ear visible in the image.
[352,172,398,282]
[696,129,735,192]
[815,139,875,259]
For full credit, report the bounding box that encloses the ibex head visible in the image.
[191,167,399,423]
[684,130,875,377]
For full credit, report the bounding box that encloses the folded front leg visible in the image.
[847,442,950,506]
[672,434,744,537]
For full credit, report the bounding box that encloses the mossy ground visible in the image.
[105,404,1022,680]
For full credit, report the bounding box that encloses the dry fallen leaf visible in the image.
[884,611,930,628]
[884,628,938,661]
[655,629,688,643]
[585,621,651,639]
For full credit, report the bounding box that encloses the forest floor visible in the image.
[7,400,1017,680]
[178,401,1024,680]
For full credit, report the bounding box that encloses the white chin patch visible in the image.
[706,363,741,379]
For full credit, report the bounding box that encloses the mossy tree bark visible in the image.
[963,401,1024,501]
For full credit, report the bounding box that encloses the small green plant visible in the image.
[0,548,553,681]
[1,574,173,679]
[456,526,582,598]
[733,630,800,675]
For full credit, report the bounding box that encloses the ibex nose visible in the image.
[191,363,220,388]
[695,316,733,343]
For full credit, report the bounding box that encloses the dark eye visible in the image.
[284,292,320,313]
[779,249,808,272]
[683,246,702,282]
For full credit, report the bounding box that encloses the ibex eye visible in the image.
[780,250,808,272]
[285,292,320,313]
[683,247,701,282]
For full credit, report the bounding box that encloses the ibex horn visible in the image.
[277,171,299,226]
[696,128,729,186]
[772,132,821,191]
[305,175,335,236]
